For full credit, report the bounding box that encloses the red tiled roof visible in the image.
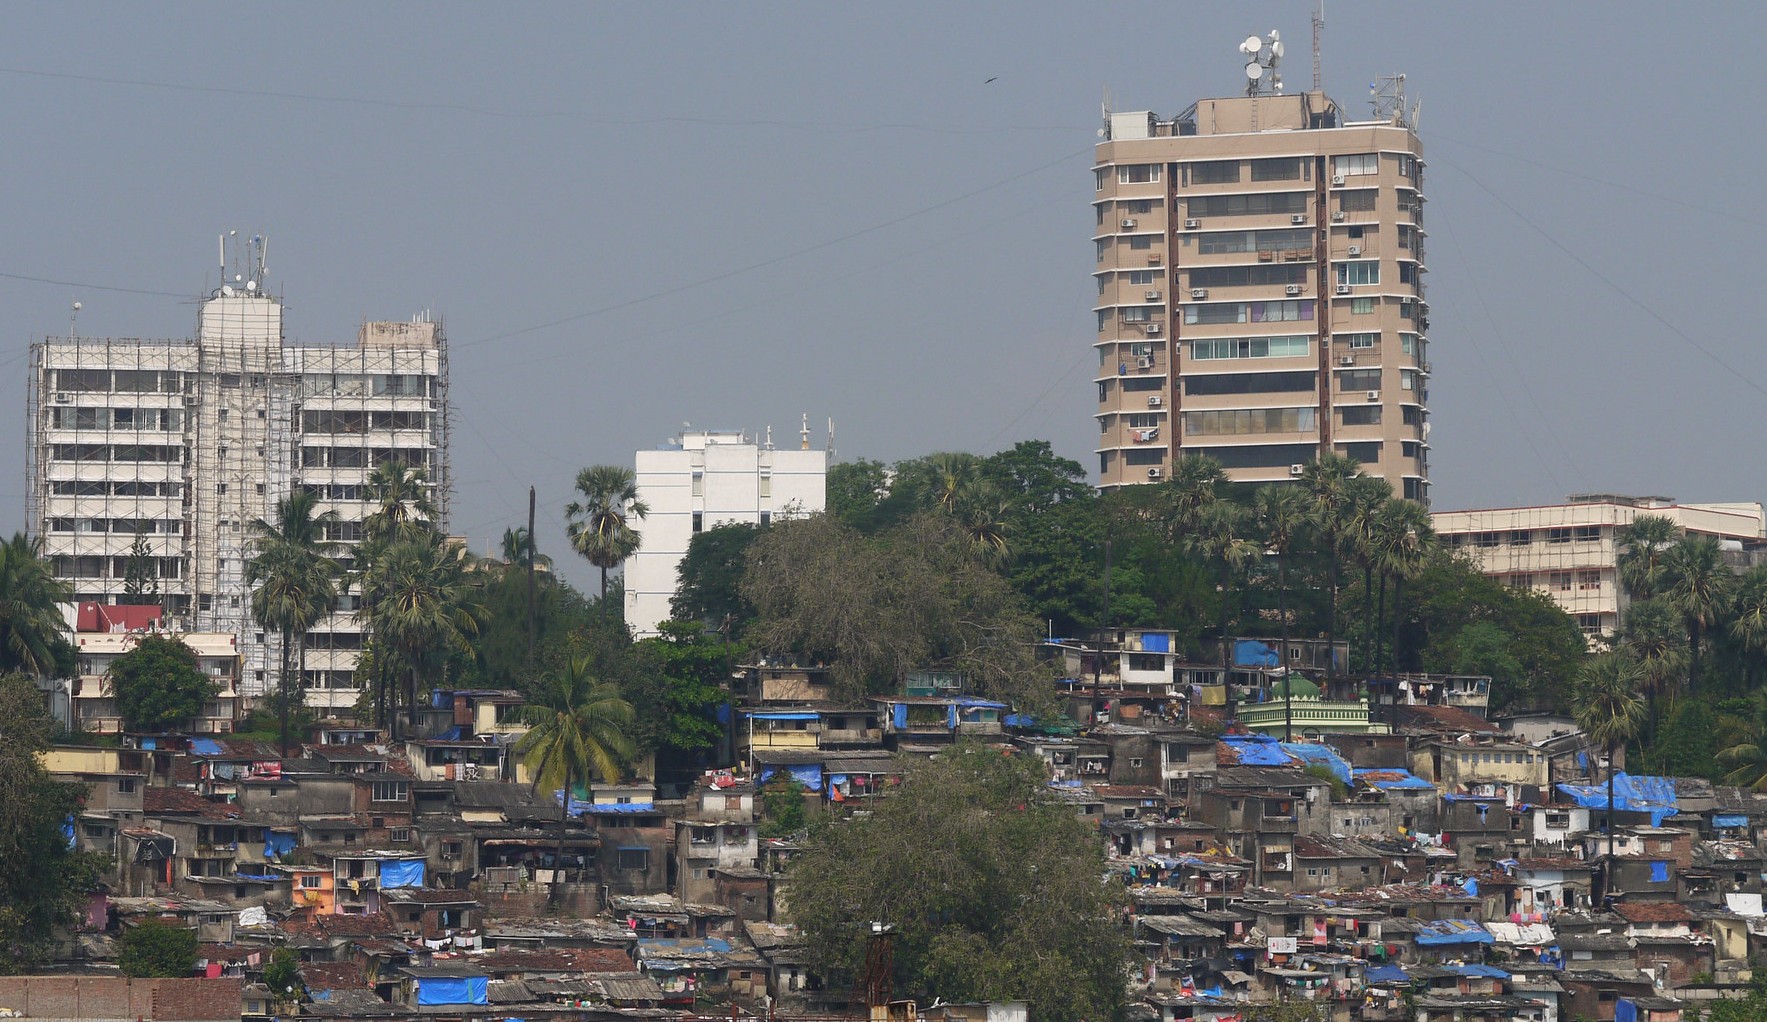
[1399,705,1504,734]
[1616,901,1694,924]
[150,978,243,1022]
[299,962,370,991]
[281,912,400,939]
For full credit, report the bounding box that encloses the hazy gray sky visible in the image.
[4,3,1764,591]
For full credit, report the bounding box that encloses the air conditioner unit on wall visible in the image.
[1340,355,1356,366]
[1289,464,1306,476]
[1148,395,1163,407]
[1347,245,1362,257]
[1137,356,1155,369]
[1122,218,1138,229]
[1184,219,1201,229]
[1336,284,1351,295]
[1331,211,1347,222]
[1147,467,1163,479]
[1332,174,1345,186]
[1291,214,1308,225]
[1191,288,1209,299]
[1366,390,1380,401]
[1285,284,1304,296]
[1145,323,1161,335]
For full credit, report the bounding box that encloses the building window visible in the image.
[1251,157,1302,181]
[618,847,650,871]
[371,781,409,802]
[1574,526,1600,542]
[1340,332,1378,349]
[1337,369,1381,392]
[116,777,137,794]
[1338,189,1377,213]
[1352,297,1375,315]
[1578,571,1602,590]
[1117,164,1161,184]
[390,828,412,843]
[1183,407,1317,436]
[216,483,228,494]
[1339,406,1382,426]
[301,875,322,889]
[1336,153,1379,176]
[1336,261,1380,286]
[1509,531,1532,546]
[1190,336,1308,360]
[1188,191,1309,218]
[692,511,704,533]
[1189,160,1240,185]
[1550,572,1573,592]
[1577,614,1602,634]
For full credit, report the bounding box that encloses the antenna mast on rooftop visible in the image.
[1312,0,1324,91]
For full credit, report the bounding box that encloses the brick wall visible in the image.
[0,977,240,1022]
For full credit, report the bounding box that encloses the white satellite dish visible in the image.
[1241,34,1262,54]
[246,280,257,292]
[1245,62,1265,81]
[1269,29,1281,41]
[221,286,235,297]
[1271,40,1286,59]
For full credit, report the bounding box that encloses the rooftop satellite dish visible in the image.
[1241,35,1262,54]
[1245,62,1264,81]
[234,274,243,283]
[221,286,235,297]
[1271,40,1286,59]
[1269,29,1281,41]
[246,280,257,292]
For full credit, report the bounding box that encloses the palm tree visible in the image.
[565,465,650,605]
[1572,653,1647,882]
[1342,477,1393,671]
[1731,565,1767,688]
[360,538,484,738]
[0,532,72,676]
[247,492,341,756]
[1716,694,1767,792]
[1618,598,1688,751]
[1188,501,1258,722]
[1661,535,1735,694]
[950,483,1012,566]
[1299,454,1361,678]
[1369,499,1434,674]
[516,655,634,902]
[499,526,551,572]
[363,462,439,549]
[924,452,985,515]
[1163,454,1228,538]
[1254,485,1311,740]
[1615,514,1679,602]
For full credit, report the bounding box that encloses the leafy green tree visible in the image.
[671,523,761,636]
[121,528,159,602]
[0,673,107,973]
[1654,699,1722,780]
[248,491,341,756]
[1299,453,1362,676]
[0,533,74,677]
[453,536,594,690]
[741,514,1048,708]
[628,621,738,784]
[1187,501,1257,717]
[759,776,808,839]
[1717,694,1767,791]
[825,459,891,531]
[1662,535,1735,694]
[515,655,635,901]
[1573,653,1647,868]
[110,634,218,733]
[565,465,649,606]
[1342,476,1394,671]
[1436,621,1524,702]
[1368,499,1434,673]
[787,744,1128,1022]
[117,919,198,978]
[1730,565,1767,687]
[262,946,304,1003]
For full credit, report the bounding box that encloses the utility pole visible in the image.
[527,485,537,664]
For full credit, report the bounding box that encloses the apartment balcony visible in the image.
[820,727,882,746]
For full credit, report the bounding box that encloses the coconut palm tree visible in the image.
[247,492,341,755]
[1572,653,1647,877]
[950,482,1012,566]
[363,462,439,549]
[565,465,650,606]
[1188,501,1258,721]
[1162,454,1228,538]
[1299,454,1361,678]
[1254,485,1311,741]
[1661,535,1735,694]
[1369,499,1434,674]
[0,532,72,677]
[1729,565,1767,687]
[1342,476,1393,671]
[1716,694,1767,792]
[924,452,985,515]
[1615,514,1680,602]
[516,655,634,902]
[1617,598,1688,750]
[359,537,483,738]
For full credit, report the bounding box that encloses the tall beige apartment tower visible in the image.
[1093,62,1429,501]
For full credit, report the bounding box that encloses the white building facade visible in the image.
[28,256,448,711]
[624,429,826,638]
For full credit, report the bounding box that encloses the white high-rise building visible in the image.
[624,427,827,638]
[28,241,448,712]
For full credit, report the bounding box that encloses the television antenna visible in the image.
[1238,30,1284,98]
[1311,0,1325,91]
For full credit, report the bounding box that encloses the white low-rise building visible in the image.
[624,427,826,638]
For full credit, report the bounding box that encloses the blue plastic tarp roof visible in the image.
[1140,632,1171,653]
[1415,919,1493,945]
[379,859,425,889]
[190,738,224,756]
[1714,814,1749,828]
[1443,964,1510,979]
[1218,734,1296,767]
[1353,768,1436,790]
[1233,640,1279,667]
[747,711,820,721]
[585,802,656,814]
[416,976,488,1006]
[1555,773,1679,825]
[1364,964,1408,984]
[1281,742,1351,783]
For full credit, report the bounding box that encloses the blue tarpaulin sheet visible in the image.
[379,859,425,888]
[892,704,908,729]
[1650,861,1670,883]
[417,977,488,1006]
[1140,632,1170,653]
[1443,964,1509,979]
[1462,878,1479,895]
[585,802,655,814]
[1233,639,1279,667]
[1353,768,1436,790]
[1415,919,1493,945]
[1218,734,1295,767]
[1615,998,1638,1022]
[715,703,732,725]
[190,738,224,756]
[61,816,75,849]
[1004,713,1034,727]
[1714,814,1749,828]
[264,830,297,860]
[1364,964,1408,984]
[1281,742,1351,783]
[1556,774,1679,825]
[749,711,820,721]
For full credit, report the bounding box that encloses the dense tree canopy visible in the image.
[0,673,107,973]
[117,918,198,978]
[787,744,1130,1022]
[110,634,220,734]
